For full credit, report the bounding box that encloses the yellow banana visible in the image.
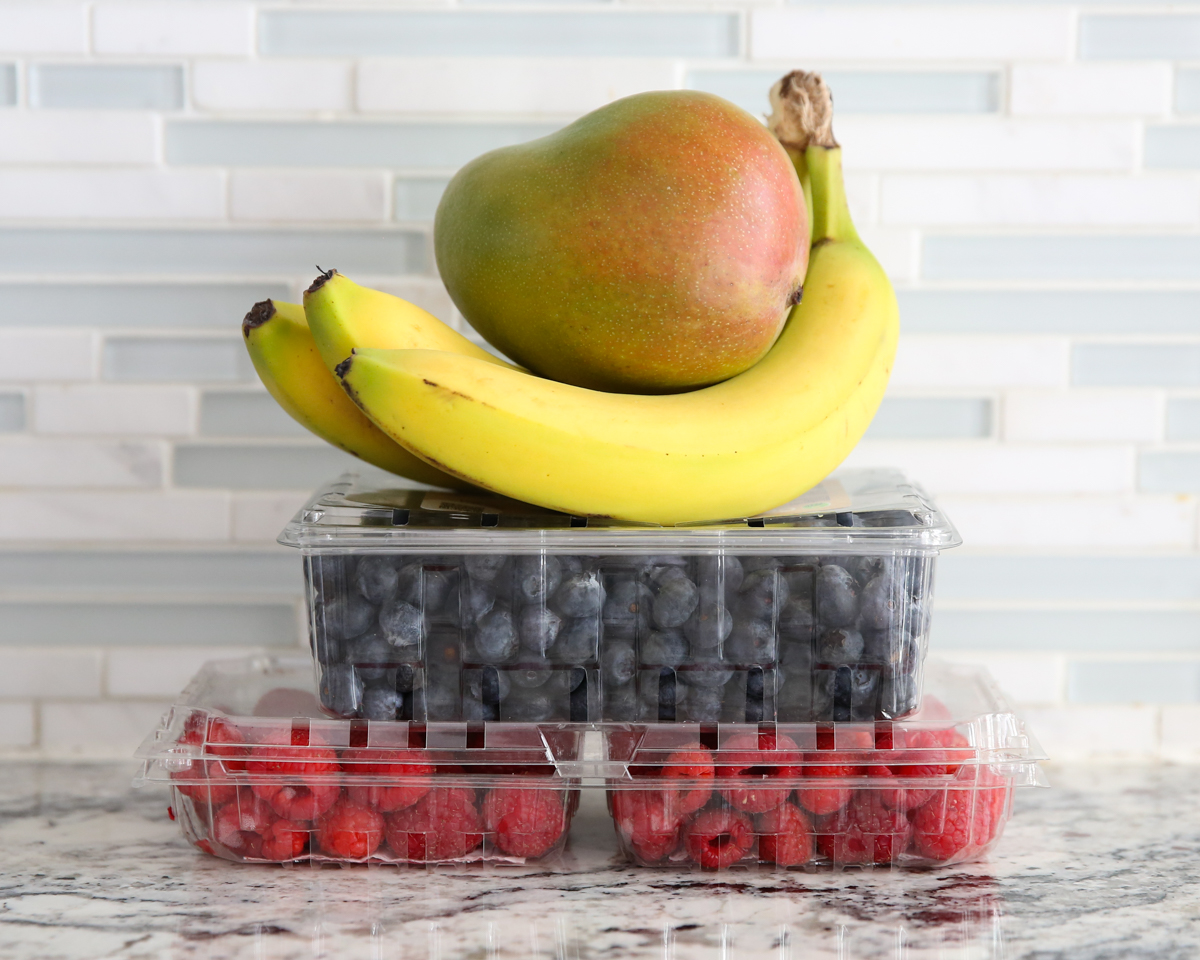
[301,269,519,376]
[241,299,462,487]
[333,74,899,524]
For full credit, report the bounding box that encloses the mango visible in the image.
[433,91,809,394]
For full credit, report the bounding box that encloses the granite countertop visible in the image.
[1,762,1197,959]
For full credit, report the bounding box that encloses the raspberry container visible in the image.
[135,656,580,866]
[136,656,1043,869]
[604,660,1046,870]
[278,467,960,725]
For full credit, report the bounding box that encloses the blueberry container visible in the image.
[136,657,1042,870]
[278,468,960,724]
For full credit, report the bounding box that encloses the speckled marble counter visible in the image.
[1,762,1196,959]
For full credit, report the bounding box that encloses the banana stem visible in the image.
[805,145,858,245]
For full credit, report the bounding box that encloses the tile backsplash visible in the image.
[1,1,1199,761]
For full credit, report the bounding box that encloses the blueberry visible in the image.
[553,571,605,618]
[640,629,689,668]
[467,666,511,703]
[851,556,893,588]
[517,605,562,657]
[602,579,653,639]
[604,682,639,720]
[601,640,637,686]
[310,629,342,665]
[739,556,781,575]
[780,561,818,599]
[775,672,833,722]
[650,668,679,720]
[347,632,401,681]
[743,670,766,723]
[509,667,552,689]
[558,556,585,577]
[681,684,723,722]
[444,577,495,629]
[681,659,734,689]
[504,689,556,721]
[462,696,496,722]
[858,574,898,632]
[394,663,420,693]
[682,604,733,649]
[415,672,460,720]
[906,598,931,639]
[361,685,403,721]
[322,595,376,642]
[473,606,518,662]
[778,597,815,644]
[465,554,508,583]
[554,617,598,662]
[736,568,788,622]
[724,618,776,663]
[320,663,363,717]
[378,599,422,653]
[396,563,453,611]
[846,668,879,721]
[652,574,699,629]
[817,627,864,664]
[695,555,744,594]
[514,555,562,604]
[355,557,399,604]
[569,666,587,693]
[879,672,918,719]
[815,565,859,628]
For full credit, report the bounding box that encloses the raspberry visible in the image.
[610,790,684,863]
[661,744,714,816]
[342,747,434,813]
[316,799,385,859]
[260,819,310,861]
[796,729,869,817]
[385,788,483,861]
[684,808,754,869]
[175,761,238,807]
[213,793,275,855]
[717,731,801,813]
[756,803,814,867]
[249,733,342,821]
[180,714,248,770]
[482,787,567,859]
[911,788,992,863]
[866,765,935,812]
[817,789,912,864]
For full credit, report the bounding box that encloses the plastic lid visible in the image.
[134,657,1043,786]
[277,468,961,554]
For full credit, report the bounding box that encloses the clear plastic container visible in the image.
[135,657,1042,869]
[278,469,960,724]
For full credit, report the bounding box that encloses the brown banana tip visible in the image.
[306,266,338,295]
[766,70,837,152]
[241,299,276,337]
[334,357,353,379]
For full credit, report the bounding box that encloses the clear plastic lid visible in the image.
[135,656,1043,786]
[277,468,961,555]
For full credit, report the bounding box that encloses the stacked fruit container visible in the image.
[136,467,1047,869]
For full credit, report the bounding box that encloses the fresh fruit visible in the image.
[335,75,898,525]
[817,789,912,864]
[757,802,814,866]
[341,747,434,813]
[242,299,457,486]
[482,786,567,858]
[316,799,385,859]
[661,744,715,815]
[717,731,802,813]
[611,789,684,863]
[911,788,993,863]
[434,90,808,394]
[384,787,483,861]
[684,808,755,869]
[259,819,310,861]
[248,733,342,820]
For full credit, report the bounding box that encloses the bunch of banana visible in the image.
[242,71,898,525]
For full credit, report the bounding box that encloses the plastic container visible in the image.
[136,657,1043,869]
[279,468,960,724]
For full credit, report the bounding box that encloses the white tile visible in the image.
[33,385,196,437]
[843,441,1136,496]
[1160,705,1200,762]
[0,3,88,54]
[890,335,1069,389]
[0,703,35,749]
[40,700,171,757]
[358,57,680,115]
[106,646,269,697]
[1018,705,1158,761]
[0,438,164,488]
[855,225,917,283]
[1004,389,1164,443]
[230,172,387,223]
[0,170,224,221]
[881,175,1200,228]
[843,172,877,229]
[192,60,352,112]
[0,114,156,164]
[0,492,230,541]
[752,7,1072,61]
[0,649,102,698]
[935,652,1065,706]
[933,495,1197,550]
[0,331,95,382]
[93,1,253,56]
[834,118,1137,173]
[1011,63,1172,117]
[231,491,309,542]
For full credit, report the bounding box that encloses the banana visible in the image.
[333,73,898,524]
[241,299,462,487]
[302,269,520,376]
